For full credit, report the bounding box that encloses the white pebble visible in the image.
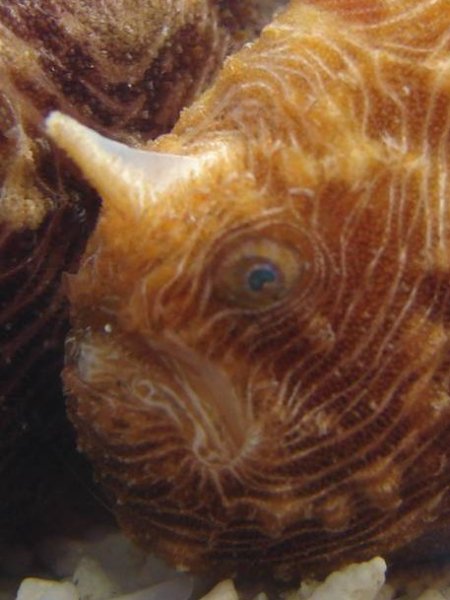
[72,557,119,600]
[299,557,386,600]
[16,579,79,600]
[374,583,396,600]
[198,580,238,600]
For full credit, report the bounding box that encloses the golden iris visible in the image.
[215,238,302,309]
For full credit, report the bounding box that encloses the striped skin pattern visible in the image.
[57,0,450,580]
[0,0,281,535]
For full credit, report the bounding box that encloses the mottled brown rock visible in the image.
[0,0,283,536]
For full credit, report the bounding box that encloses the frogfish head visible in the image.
[46,111,450,579]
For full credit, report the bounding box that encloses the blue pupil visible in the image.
[248,264,277,292]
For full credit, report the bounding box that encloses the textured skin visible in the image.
[0,0,282,535]
[54,0,450,581]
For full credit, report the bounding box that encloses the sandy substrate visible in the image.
[2,527,450,600]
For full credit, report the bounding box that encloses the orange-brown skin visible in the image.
[52,0,450,580]
[0,0,281,535]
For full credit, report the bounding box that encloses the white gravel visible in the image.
[3,528,450,600]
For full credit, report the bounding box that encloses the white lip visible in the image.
[147,331,251,463]
[74,330,257,468]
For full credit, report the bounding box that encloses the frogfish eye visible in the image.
[215,238,302,309]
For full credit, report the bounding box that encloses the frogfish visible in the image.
[46,0,450,581]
